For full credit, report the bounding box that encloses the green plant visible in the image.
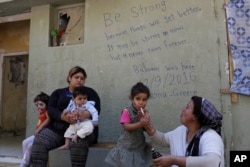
[50,29,59,37]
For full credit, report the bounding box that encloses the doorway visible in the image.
[1,53,28,135]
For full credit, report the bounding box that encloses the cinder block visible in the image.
[49,143,116,167]
[49,149,71,167]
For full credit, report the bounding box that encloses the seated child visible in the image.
[58,86,98,150]
[20,92,50,167]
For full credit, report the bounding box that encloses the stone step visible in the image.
[0,157,22,167]
[49,142,116,167]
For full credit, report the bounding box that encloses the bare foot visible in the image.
[58,144,69,150]
[72,135,78,143]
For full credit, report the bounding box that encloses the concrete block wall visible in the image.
[49,143,116,167]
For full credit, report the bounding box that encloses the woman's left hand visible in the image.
[61,110,77,124]
[153,154,174,167]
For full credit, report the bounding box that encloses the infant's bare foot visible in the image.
[58,145,69,150]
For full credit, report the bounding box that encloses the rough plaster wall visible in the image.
[1,55,28,131]
[0,20,29,132]
[230,96,250,149]
[0,20,30,53]
[85,0,229,144]
[26,1,250,166]
[58,4,85,45]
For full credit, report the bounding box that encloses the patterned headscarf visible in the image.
[200,98,222,135]
[186,96,223,156]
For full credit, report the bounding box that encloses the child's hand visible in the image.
[138,109,150,120]
[139,115,150,126]
[34,128,41,135]
[138,112,143,118]
[138,108,146,118]
[143,109,150,120]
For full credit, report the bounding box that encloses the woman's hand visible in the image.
[61,110,77,124]
[153,154,174,167]
[153,155,186,167]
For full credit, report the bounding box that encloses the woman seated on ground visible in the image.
[143,96,224,167]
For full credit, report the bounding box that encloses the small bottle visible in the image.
[151,147,162,159]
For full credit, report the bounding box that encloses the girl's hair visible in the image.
[191,96,202,123]
[72,86,88,98]
[34,92,50,108]
[67,66,87,83]
[130,82,150,99]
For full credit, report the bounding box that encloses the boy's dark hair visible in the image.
[130,82,150,99]
[34,92,50,106]
[72,86,88,98]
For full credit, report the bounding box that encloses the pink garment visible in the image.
[120,109,131,123]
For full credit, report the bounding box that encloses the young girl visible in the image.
[20,92,50,167]
[105,82,152,167]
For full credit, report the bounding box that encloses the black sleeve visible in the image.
[48,89,62,121]
[48,88,70,121]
